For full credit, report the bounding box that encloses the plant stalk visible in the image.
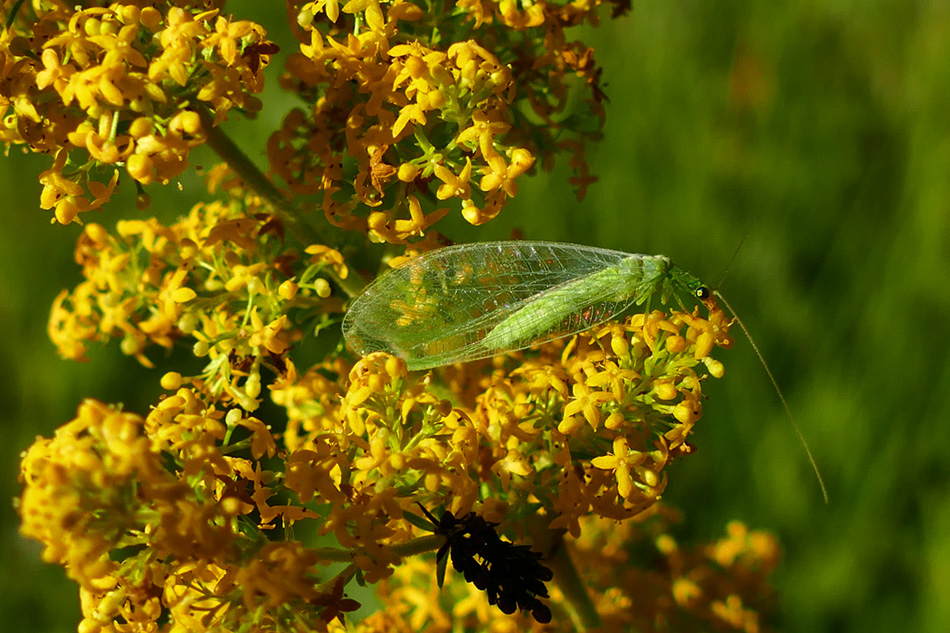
[198,109,363,297]
[546,536,603,632]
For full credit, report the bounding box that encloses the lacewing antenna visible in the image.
[713,290,830,504]
[714,232,749,290]
[713,235,828,502]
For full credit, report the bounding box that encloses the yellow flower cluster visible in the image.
[1,1,274,223]
[271,306,733,542]
[3,0,611,233]
[18,393,368,633]
[360,511,779,633]
[570,512,780,633]
[48,195,347,409]
[267,0,612,243]
[22,299,736,632]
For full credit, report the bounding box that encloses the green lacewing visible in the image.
[342,241,711,371]
[342,240,829,502]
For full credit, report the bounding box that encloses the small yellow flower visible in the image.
[455,110,511,153]
[591,437,650,499]
[35,49,75,94]
[498,0,546,29]
[203,16,256,66]
[434,158,472,201]
[478,147,535,197]
[305,0,342,23]
[672,577,703,608]
[561,381,615,432]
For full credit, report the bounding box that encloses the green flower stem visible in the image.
[393,534,444,557]
[311,547,355,562]
[311,534,443,563]
[198,109,363,298]
[5,0,27,29]
[546,537,604,632]
[199,110,303,228]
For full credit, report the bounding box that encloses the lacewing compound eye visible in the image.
[342,241,709,370]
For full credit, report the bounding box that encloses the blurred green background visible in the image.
[3,0,948,631]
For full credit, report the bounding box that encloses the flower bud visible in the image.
[160,372,183,390]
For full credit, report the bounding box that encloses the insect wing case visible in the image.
[343,242,673,369]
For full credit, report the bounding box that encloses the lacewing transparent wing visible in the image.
[342,241,709,370]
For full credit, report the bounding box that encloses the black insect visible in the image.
[417,504,554,624]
